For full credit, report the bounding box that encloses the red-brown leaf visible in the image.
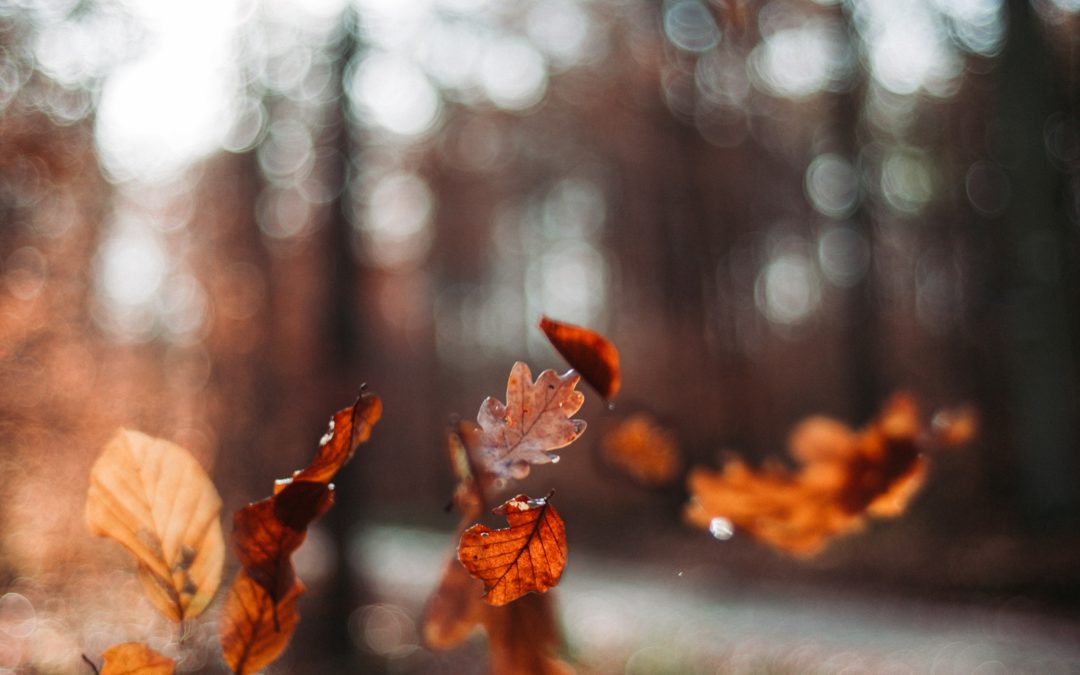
[219,570,303,675]
[485,592,573,675]
[458,494,567,606]
[423,556,573,674]
[290,391,382,485]
[685,393,939,556]
[539,315,621,401]
[232,480,333,603]
[99,643,174,675]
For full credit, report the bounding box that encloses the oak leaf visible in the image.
[685,393,937,556]
[600,413,681,487]
[477,362,586,479]
[86,429,224,622]
[99,643,174,675]
[219,570,303,675]
[458,493,567,606]
[539,315,621,401]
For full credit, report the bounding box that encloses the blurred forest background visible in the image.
[1,0,1079,672]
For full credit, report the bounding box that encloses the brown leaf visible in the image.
[422,555,486,649]
[539,315,621,401]
[477,362,587,479]
[684,394,935,556]
[221,392,382,673]
[86,429,224,622]
[232,480,334,604]
[600,413,681,487]
[485,592,574,675]
[446,419,493,522]
[99,643,174,675]
[219,570,303,675]
[458,493,568,606]
[289,391,382,485]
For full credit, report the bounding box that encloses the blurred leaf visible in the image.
[932,406,978,448]
[85,429,224,622]
[600,413,681,487]
[99,643,174,675]
[486,592,573,675]
[219,570,303,675]
[684,394,942,556]
[458,493,567,606]
[423,556,573,674]
[422,555,486,649]
[477,362,586,479]
[539,315,621,401]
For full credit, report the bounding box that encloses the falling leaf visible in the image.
[289,390,382,486]
[485,593,574,675]
[232,480,334,604]
[86,429,224,622]
[600,413,681,487]
[221,392,382,673]
[458,493,568,606]
[219,570,303,675]
[99,643,174,675]
[685,393,943,556]
[423,558,573,674]
[422,555,486,649]
[477,362,587,479]
[446,419,493,522]
[539,315,621,401]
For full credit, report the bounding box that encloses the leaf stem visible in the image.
[81,654,101,675]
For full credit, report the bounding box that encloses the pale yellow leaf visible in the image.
[86,429,225,622]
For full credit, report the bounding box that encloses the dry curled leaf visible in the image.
[289,390,382,485]
[685,393,940,556]
[221,393,381,673]
[458,493,568,606]
[219,570,303,675]
[86,429,224,622]
[539,315,621,401]
[477,362,587,479]
[99,643,174,675]
[232,480,333,605]
[600,413,681,487]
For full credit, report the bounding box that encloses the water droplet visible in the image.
[607,401,616,411]
[676,571,684,577]
[480,532,489,538]
[708,517,734,540]
[550,455,561,464]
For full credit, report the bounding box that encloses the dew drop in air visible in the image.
[550,455,560,463]
[709,516,734,540]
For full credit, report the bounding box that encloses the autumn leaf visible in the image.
[288,390,382,486]
[232,480,334,605]
[86,429,224,622]
[539,315,621,401]
[458,493,568,606]
[221,392,381,673]
[219,570,303,675]
[422,555,486,649]
[600,413,681,487]
[684,393,945,556]
[486,593,574,675]
[99,643,174,675]
[476,362,587,479]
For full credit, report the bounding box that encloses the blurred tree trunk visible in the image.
[998,0,1079,529]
